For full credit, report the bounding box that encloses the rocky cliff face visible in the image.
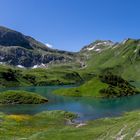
[0,26,76,67]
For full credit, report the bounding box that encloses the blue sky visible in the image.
[0,0,140,51]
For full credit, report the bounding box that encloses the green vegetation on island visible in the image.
[54,73,139,98]
[0,90,48,104]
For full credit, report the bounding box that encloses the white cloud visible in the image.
[45,43,53,48]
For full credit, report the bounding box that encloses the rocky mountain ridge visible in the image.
[0,26,140,71]
[0,26,77,67]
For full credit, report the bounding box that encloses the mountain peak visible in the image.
[120,38,140,48]
[0,26,51,50]
[81,40,114,52]
[0,26,31,49]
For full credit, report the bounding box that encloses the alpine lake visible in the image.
[0,82,140,122]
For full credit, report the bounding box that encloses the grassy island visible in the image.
[0,90,48,104]
[54,73,140,98]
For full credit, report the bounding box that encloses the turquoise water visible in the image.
[0,84,140,121]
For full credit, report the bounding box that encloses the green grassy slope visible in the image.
[82,39,140,81]
[0,110,140,140]
[0,64,83,88]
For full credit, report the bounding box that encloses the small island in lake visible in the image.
[54,73,140,98]
[0,90,48,104]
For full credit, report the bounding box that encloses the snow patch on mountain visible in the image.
[17,65,25,68]
[0,62,4,64]
[84,41,114,52]
[32,63,47,69]
[87,46,96,51]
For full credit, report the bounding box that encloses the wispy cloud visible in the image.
[45,43,53,48]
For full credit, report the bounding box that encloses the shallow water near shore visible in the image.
[0,83,140,122]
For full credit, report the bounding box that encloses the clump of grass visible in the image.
[6,114,31,122]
